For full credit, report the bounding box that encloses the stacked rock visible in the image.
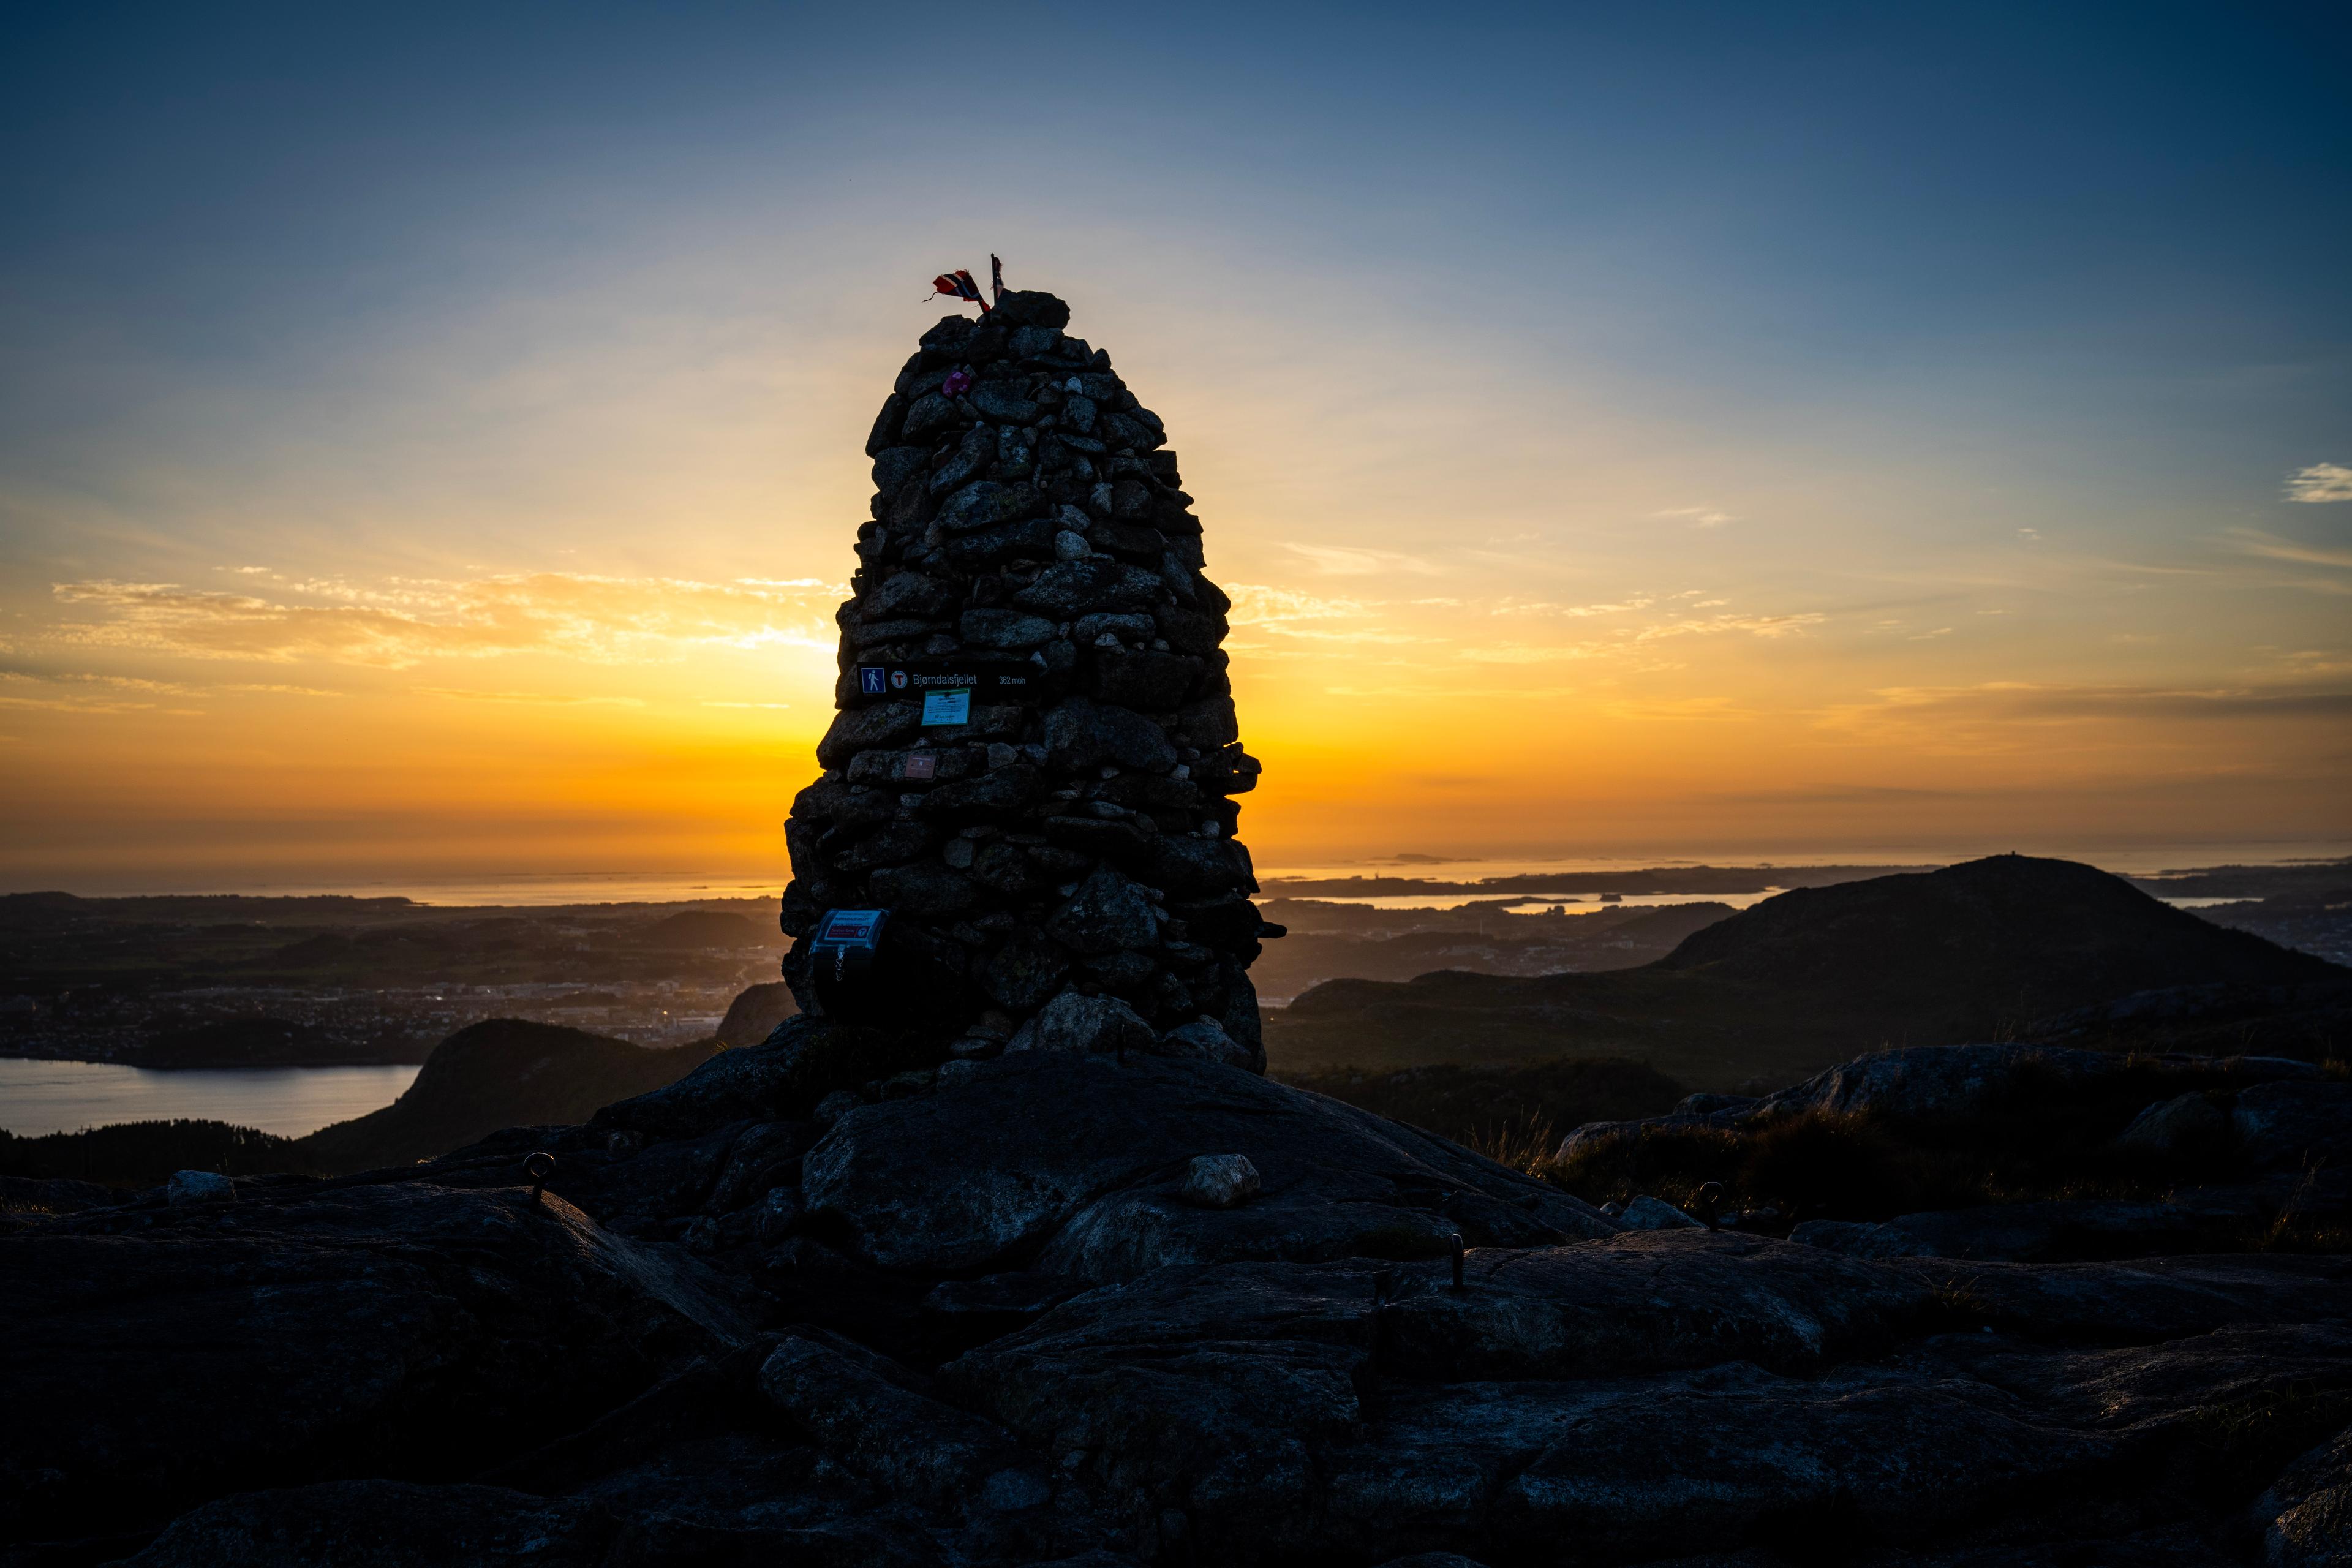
[778,288,1276,1071]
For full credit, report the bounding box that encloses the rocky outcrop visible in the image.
[1,1178,741,1546]
[8,1035,2348,1566]
[1751,1041,2321,1126]
[1558,1041,2352,1270]
[714,981,797,1049]
[778,289,1272,1071]
[2238,1079,2352,1169]
[797,1053,1613,1281]
[1793,1196,2261,1263]
[1563,1040,2323,1150]
[2256,1420,2352,1567]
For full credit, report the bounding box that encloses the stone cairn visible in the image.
[778,288,1276,1070]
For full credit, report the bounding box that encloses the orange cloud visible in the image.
[48,573,843,668]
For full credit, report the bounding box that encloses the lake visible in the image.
[0,1058,420,1138]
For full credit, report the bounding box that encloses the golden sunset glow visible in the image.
[5,9,2346,891]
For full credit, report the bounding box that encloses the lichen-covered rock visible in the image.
[1618,1194,1705,1230]
[2115,1090,2231,1153]
[0,1182,741,1544]
[166,1169,236,1205]
[2236,1079,2352,1169]
[940,1238,2352,1564]
[796,1054,1615,1280]
[1158,1016,1253,1068]
[1182,1155,1261,1209]
[121,1476,947,1567]
[1800,1197,2247,1264]
[1754,1042,2133,1122]
[756,1330,1049,1517]
[1004,992,1156,1058]
[2255,1420,2352,1567]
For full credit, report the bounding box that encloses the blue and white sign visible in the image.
[921,688,973,726]
[815,908,886,948]
[846,662,1038,709]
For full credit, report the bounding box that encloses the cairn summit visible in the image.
[779,287,1275,1066]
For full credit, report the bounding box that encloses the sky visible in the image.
[2,1,2347,892]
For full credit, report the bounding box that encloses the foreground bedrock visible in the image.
[0,1181,744,1546]
[1,1043,2348,1566]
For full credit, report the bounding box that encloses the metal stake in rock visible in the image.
[524,1151,556,1211]
[1450,1232,1466,1290]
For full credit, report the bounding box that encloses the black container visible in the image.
[807,907,890,1019]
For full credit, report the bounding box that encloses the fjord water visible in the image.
[0,1058,420,1137]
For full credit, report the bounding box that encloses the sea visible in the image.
[27,837,2344,908]
[0,1058,421,1139]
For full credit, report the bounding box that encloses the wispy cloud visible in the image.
[1280,543,1439,576]
[1822,682,2352,747]
[2231,530,2352,570]
[1456,643,1604,665]
[1224,583,1384,642]
[414,687,648,707]
[2285,462,2352,503]
[45,573,842,668]
[1632,611,1825,642]
[1656,507,1736,527]
[0,671,204,715]
[1488,595,1657,619]
[1597,695,1744,720]
[1226,584,1363,617]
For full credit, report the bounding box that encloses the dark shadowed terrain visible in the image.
[0,1020,718,1186]
[1274,1057,1686,1158]
[6,1016,2348,1565]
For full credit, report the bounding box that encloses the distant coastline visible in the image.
[0,895,785,1074]
[6,858,2346,1080]
[6,839,2347,907]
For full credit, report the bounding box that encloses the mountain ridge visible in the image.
[1267,855,2343,1084]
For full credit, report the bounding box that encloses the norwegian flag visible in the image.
[928,269,990,312]
[990,254,1006,303]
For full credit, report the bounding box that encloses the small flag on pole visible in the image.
[927,269,990,312]
[990,254,1006,304]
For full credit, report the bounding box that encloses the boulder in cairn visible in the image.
[778,284,1274,1072]
[1181,1153,1261,1208]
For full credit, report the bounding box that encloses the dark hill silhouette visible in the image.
[1265,856,2343,1088]
[716,981,797,1049]
[1656,854,2326,997]
[295,1019,716,1174]
[1275,1057,1686,1152]
[640,910,765,948]
[0,1119,309,1189]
